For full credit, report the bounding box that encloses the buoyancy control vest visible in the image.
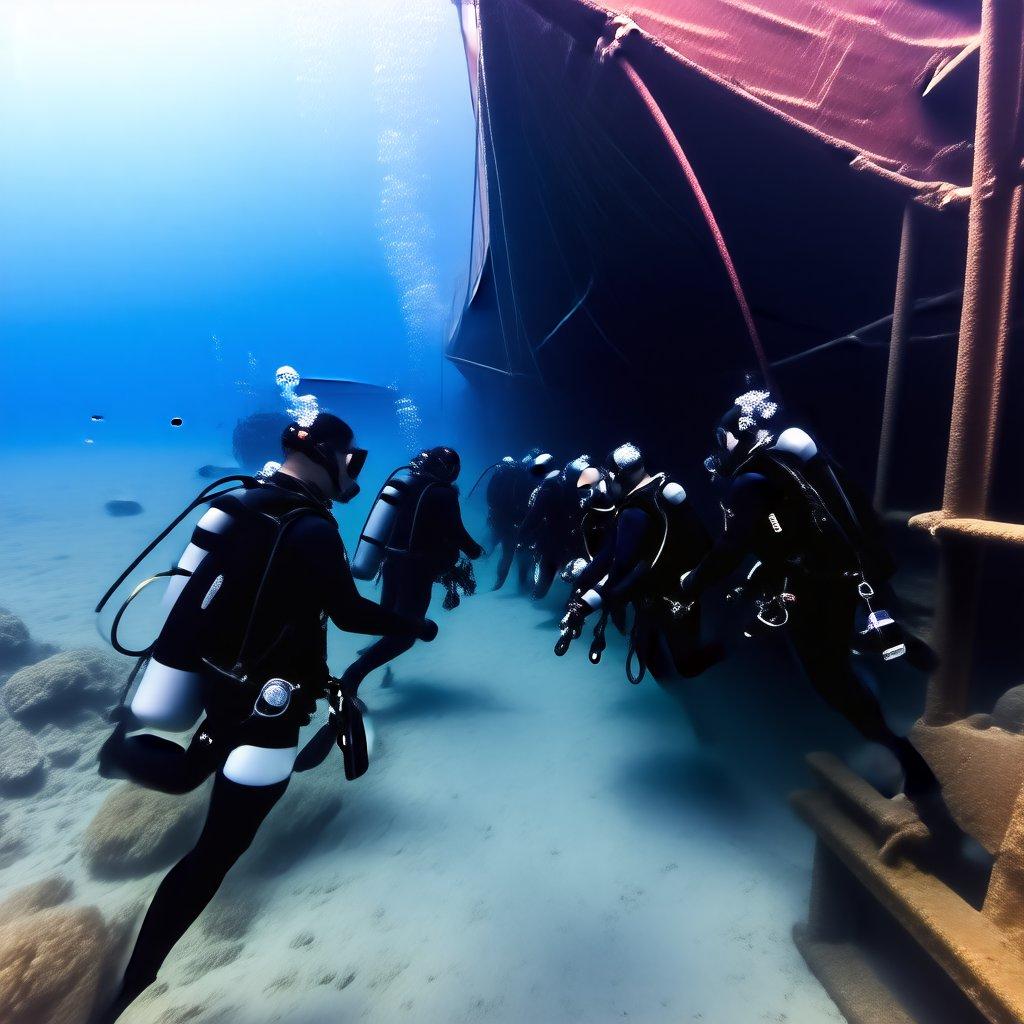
[618,474,711,594]
[99,476,334,731]
[735,428,894,582]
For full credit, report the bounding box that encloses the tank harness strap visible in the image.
[108,568,192,657]
[625,614,647,685]
[467,461,501,500]
[96,475,257,616]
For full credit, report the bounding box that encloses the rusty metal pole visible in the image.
[874,203,917,513]
[926,0,1024,723]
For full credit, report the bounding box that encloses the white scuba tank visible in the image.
[351,467,417,581]
[130,504,236,732]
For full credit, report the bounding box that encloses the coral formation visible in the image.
[82,782,210,880]
[0,608,32,670]
[0,876,74,925]
[0,906,108,1024]
[2,648,123,728]
[0,717,45,796]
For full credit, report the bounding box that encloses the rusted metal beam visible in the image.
[874,203,918,513]
[925,0,1024,724]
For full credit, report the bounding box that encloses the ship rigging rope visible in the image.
[613,55,772,383]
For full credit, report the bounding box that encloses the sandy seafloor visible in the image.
[0,443,845,1024]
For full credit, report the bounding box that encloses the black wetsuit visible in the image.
[339,472,480,695]
[488,462,537,591]
[678,454,936,791]
[105,472,425,1017]
[518,471,576,599]
[576,477,716,680]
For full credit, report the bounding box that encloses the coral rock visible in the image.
[82,782,209,880]
[3,648,124,728]
[0,608,32,670]
[992,684,1024,734]
[0,718,45,796]
[0,906,108,1024]
[0,876,74,926]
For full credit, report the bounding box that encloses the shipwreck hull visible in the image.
[449,0,978,488]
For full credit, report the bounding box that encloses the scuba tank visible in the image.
[351,466,416,580]
[351,459,447,580]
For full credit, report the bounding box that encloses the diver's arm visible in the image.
[446,490,483,558]
[593,508,651,607]
[679,473,768,601]
[299,519,432,639]
[574,541,614,594]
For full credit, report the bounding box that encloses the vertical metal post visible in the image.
[874,203,917,513]
[926,0,1024,723]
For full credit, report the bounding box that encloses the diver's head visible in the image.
[413,446,461,483]
[280,413,367,503]
[562,454,591,485]
[606,442,647,491]
[576,465,619,510]
[524,449,555,479]
[705,387,778,480]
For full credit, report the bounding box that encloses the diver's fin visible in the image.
[293,719,337,773]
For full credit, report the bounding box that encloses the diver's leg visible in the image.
[338,564,431,696]
[493,534,515,590]
[531,555,558,600]
[98,718,219,794]
[666,604,725,678]
[107,772,288,1019]
[788,582,937,796]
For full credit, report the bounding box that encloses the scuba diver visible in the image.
[519,453,592,600]
[489,447,556,591]
[340,445,482,697]
[558,443,721,682]
[676,387,940,799]
[96,413,438,1022]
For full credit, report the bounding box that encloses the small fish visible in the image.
[91,414,104,422]
[170,417,184,427]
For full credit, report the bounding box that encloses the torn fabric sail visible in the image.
[447,0,978,419]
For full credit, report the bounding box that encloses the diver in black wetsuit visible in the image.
[677,388,939,799]
[490,448,555,591]
[519,454,591,600]
[559,443,720,681]
[98,414,438,1023]
[338,446,481,697]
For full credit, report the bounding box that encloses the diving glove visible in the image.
[555,597,588,656]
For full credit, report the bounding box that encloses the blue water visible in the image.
[0,4,881,1023]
